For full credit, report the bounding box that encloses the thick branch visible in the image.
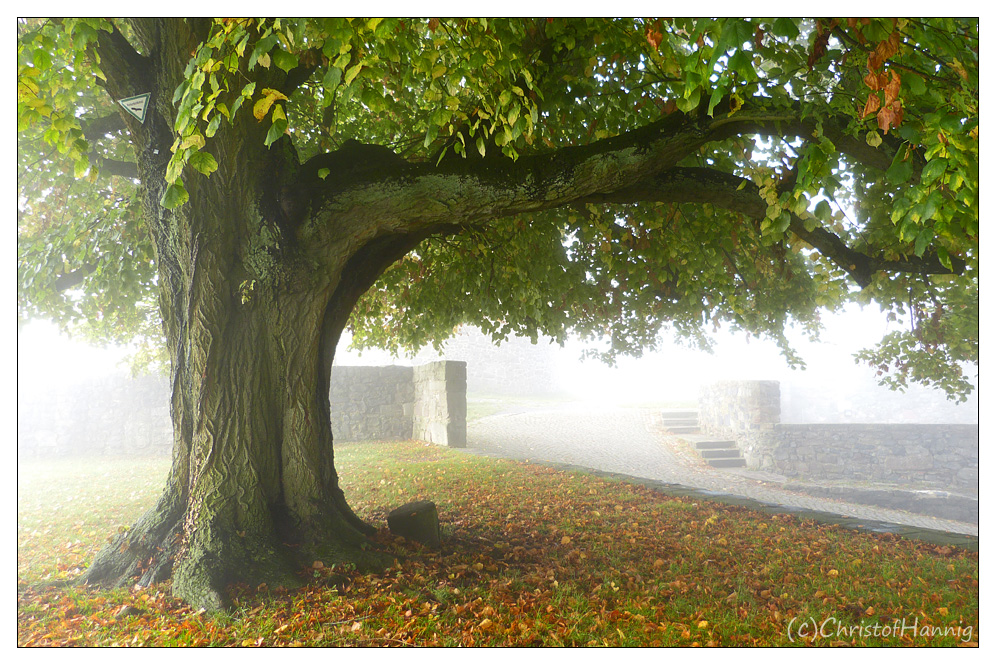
[299,99,932,283]
[54,263,96,291]
[80,113,139,179]
[306,97,914,231]
[92,23,153,100]
[93,156,139,179]
[81,113,128,141]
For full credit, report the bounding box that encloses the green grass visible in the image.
[17,442,979,647]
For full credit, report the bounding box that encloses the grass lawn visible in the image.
[17,441,979,647]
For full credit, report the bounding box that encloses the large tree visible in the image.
[17,18,978,610]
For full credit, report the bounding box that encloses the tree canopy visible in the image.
[18,17,978,392]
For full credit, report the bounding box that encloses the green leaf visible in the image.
[205,114,222,138]
[73,157,89,179]
[344,62,363,85]
[886,157,914,185]
[921,158,948,186]
[189,151,218,176]
[771,18,800,40]
[160,181,188,209]
[264,117,288,147]
[271,49,299,73]
[914,227,933,256]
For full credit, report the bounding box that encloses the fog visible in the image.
[18,304,979,425]
[335,305,978,424]
[17,304,980,529]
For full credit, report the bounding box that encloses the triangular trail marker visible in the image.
[118,93,151,123]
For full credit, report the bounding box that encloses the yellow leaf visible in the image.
[697,620,709,629]
[253,97,276,121]
[261,88,289,102]
[253,88,289,121]
[179,134,205,151]
[561,536,572,545]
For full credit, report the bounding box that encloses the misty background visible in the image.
[18,303,978,435]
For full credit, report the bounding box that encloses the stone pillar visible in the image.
[699,380,781,469]
[699,380,780,436]
[413,360,467,447]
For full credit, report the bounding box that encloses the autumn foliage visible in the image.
[18,443,978,647]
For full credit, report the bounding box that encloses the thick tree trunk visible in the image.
[82,39,412,606]
[83,214,387,611]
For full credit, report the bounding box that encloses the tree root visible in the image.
[84,495,392,612]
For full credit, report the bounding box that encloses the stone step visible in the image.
[661,410,698,419]
[661,418,699,427]
[694,440,737,450]
[699,448,741,459]
[707,457,747,468]
[666,425,701,434]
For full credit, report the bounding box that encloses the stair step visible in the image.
[661,418,699,427]
[700,448,741,459]
[694,440,737,450]
[666,426,701,434]
[661,410,698,419]
[708,458,747,468]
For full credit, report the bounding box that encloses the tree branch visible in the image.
[299,99,938,284]
[578,166,964,287]
[93,156,139,179]
[91,22,153,100]
[81,113,128,141]
[54,263,96,291]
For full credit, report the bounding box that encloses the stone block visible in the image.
[388,500,441,548]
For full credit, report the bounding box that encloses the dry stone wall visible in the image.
[699,380,979,493]
[17,372,173,458]
[18,361,467,457]
[329,365,414,442]
[766,424,979,491]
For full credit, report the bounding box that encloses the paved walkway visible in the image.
[466,403,979,541]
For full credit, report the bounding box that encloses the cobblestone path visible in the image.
[466,403,978,538]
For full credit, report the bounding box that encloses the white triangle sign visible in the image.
[118,93,151,123]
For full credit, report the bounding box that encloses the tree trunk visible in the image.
[82,60,415,609]
[83,176,408,610]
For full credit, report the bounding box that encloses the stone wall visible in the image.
[329,365,415,442]
[18,361,467,456]
[17,372,173,458]
[699,380,979,493]
[765,424,979,492]
[330,360,467,446]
